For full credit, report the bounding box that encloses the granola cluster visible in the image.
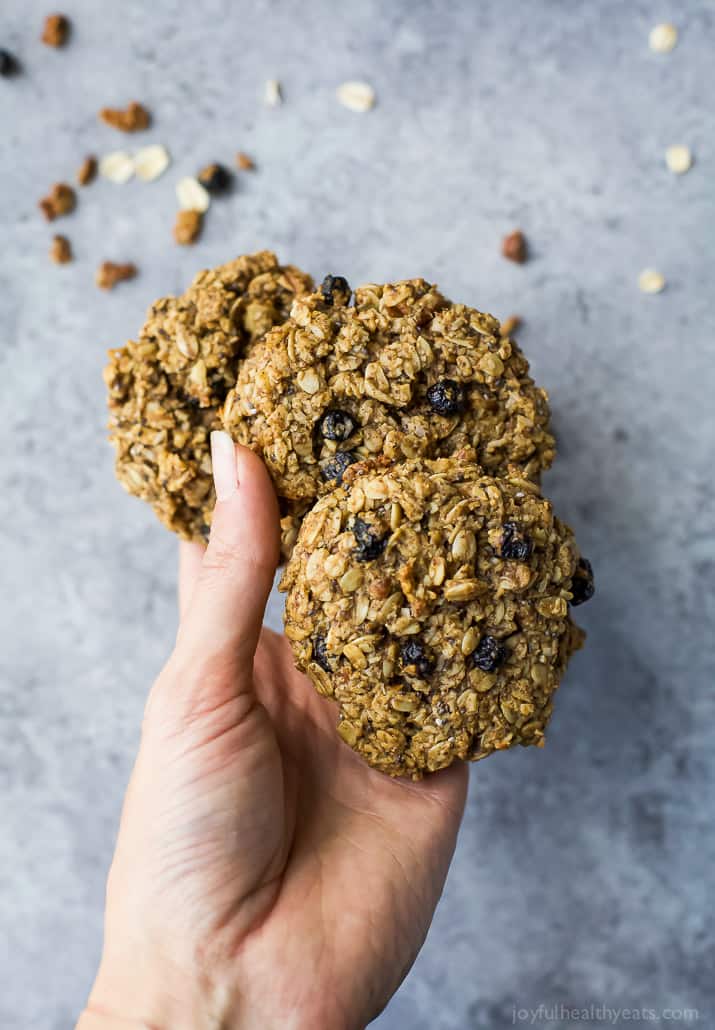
[281,460,587,778]
[105,251,313,541]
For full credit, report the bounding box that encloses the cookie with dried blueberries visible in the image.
[223,278,555,522]
[105,251,313,551]
[281,458,589,779]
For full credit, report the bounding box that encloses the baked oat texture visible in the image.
[281,458,586,779]
[223,277,555,548]
[104,251,313,541]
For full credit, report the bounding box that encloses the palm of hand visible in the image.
[147,627,467,1028]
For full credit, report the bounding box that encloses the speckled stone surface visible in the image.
[1,1,714,1027]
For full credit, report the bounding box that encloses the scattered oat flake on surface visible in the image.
[236,151,255,171]
[502,230,528,264]
[38,182,76,220]
[336,81,376,112]
[134,144,170,181]
[638,269,665,294]
[649,23,678,53]
[41,13,70,47]
[499,315,522,338]
[264,79,282,106]
[665,145,692,174]
[96,261,137,290]
[99,151,135,184]
[173,209,203,246]
[50,234,72,264]
[76,155,97,186]
[176,176,210,213]
[100,101,151,132]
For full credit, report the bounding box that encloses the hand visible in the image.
[80,432,468,1030]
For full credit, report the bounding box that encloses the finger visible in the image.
[178,540,205,619]
[175,433,280,677]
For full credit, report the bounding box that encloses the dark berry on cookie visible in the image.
[351,516,387,562]
[320,450,357,485]
[500,521,533,561]
[197,163,231,193]
[400,638,434,678]
[472,635,507,672]
[320,275,351,306]
[426,379,465,416]
[318,409,356,442]
[569,557,595,606]
[312,634,332,672]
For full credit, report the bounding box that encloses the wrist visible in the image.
[80,960,232,1030]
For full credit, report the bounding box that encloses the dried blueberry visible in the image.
[351,516,387,562]
[197,163,231,193]
[400,638,434,678]
[312,635,331,672]
[321,274,351,306]
[472,635,507,672]
[318,409,356,442]
[0,49,19,77]
[320,450,357,485]
[426,379,465,416]
[500,521,533,561]
[569,557,595,606]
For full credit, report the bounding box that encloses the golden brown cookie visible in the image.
[281,458,591,779]
[223,277,555,513]
[105,251,313,542]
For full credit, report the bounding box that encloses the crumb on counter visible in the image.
[39,182,76,220]
[173,209,203,246]
[96,261,137,290]
[499,315,522,338]
[50,234,72,263]
[0,48,20,76]
[76,155,98,186]
[99,101,151,132]
[41,13,70,48]
[236,151,255,171]
[197,163,231,193]
[502,230,528,264]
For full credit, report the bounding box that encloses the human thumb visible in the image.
[173,432,280,678]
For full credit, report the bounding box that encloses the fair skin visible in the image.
[77,433,468,1030]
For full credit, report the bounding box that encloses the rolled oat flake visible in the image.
[336,81,376,113]
[264,79,282,106]
[665,145,692,175]
[99,151,135,184]
[649,23,678,53]
[176,177,210,213]
[134,144,171,182]
[638,269,666,294]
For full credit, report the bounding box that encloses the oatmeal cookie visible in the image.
[105,251,313,541]
[223,277,555,513]
[281,458,591,778]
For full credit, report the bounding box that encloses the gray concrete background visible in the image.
[1,0,714,1027]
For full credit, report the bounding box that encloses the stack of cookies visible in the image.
[105,251,594,778]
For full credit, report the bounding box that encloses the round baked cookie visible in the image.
[105,251,313,542]
[223,277,555,512]
[281,458,592,779]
